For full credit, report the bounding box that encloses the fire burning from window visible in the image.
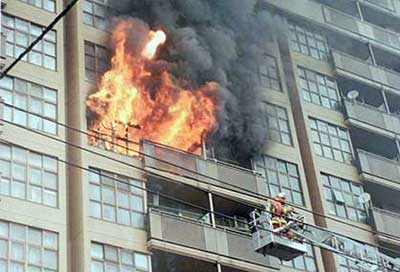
[86,20,218,155]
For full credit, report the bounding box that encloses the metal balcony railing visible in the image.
[142,140,264,195]
[372,207,400,244]
[357,149,400,183]
[332,49,400,93]
[147,208,277,269]
[343,99,400,135]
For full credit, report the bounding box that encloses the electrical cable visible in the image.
[0,0,80,79]
[0,0,399,262]
[1,101,400,248]
[0,135,397,272]
[0,0,397,246]
[0,113,399,260]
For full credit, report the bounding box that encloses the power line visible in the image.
[0,0,80,79]
[1,136,396,272]
[1,101,399,245]
[0,115,399,259]
[0,0,397,267]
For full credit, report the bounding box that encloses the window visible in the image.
[265,103,292,145]
[0,220,58,271]
[0,76,57,134]
[322,173,368,223]
[3,14,57,70]
[83,0,108,31]
[90,242,150,272]
[282,244,317,271]
[289,23,328,61]
[18,0,56,12]
[84,41,110,82]
[298,67,340,110]
[0,143,58,207]
[89,168,146,229]
[310,118,353,163]
[258,55,281,92]
[255,155,304,206]
[337,255,362,272]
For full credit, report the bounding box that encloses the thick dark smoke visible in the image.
[109,0,284,165]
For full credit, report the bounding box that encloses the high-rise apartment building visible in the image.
[0,0,399,271]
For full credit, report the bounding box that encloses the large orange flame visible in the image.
[86,20,218,155]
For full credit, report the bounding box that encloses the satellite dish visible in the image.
[358,193,371,204]
[347,90,359,101]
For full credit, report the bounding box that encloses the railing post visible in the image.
[208,192,216,227]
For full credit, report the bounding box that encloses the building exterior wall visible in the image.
[0,0,400,271]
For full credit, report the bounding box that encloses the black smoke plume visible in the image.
[108,0,284,165]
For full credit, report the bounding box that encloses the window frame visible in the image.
[255,155,305,206]
[289,23,329,61]
[258,55,282,92]
[18,0,57,13]
[0,220,59,271]
[265,103,293,146]
[298,66,341,110]
[0,75,58,135]
[310,118,354,163]
[84,41,110,82]
[90,242,150,272]
[88,168,146,229]
[3,14,57,70]
[322,173,368,224]
[0,142,59,207]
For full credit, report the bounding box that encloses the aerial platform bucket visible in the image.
[252,230,308,261]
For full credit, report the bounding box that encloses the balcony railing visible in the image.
[147,209,277,269]
[372,207,400,245]
[344,99,400,135]
[357,149,400,183]
[264,0,400,51]
[332,49,400,92]
[142,141,265,195]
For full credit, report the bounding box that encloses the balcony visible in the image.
[264,0,400,52]
[147,209,278,271]
[344,100,400,135]
[372,208,400,246]
[332,50,400,93]
[142,141,266,196]
[357,149,400,184]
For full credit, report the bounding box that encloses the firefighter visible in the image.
[270,192,297,240]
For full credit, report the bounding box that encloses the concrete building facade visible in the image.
[0,0,399,271]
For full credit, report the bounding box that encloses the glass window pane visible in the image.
[28,228,42,245]
[43,250,57,269]
[90,201,102,218]
[11,242,25,260]
[135,253,148,270]
[43,231,58,249]
[28,246,42,265]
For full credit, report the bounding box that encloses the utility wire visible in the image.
[0,0,80,79]
[0,1,397,269]
[0,135,397,272]
[1,101,399,246]
[0,114,399,259]
[0,0,396,243]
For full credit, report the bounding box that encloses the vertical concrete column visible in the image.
[277,17,338,272]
